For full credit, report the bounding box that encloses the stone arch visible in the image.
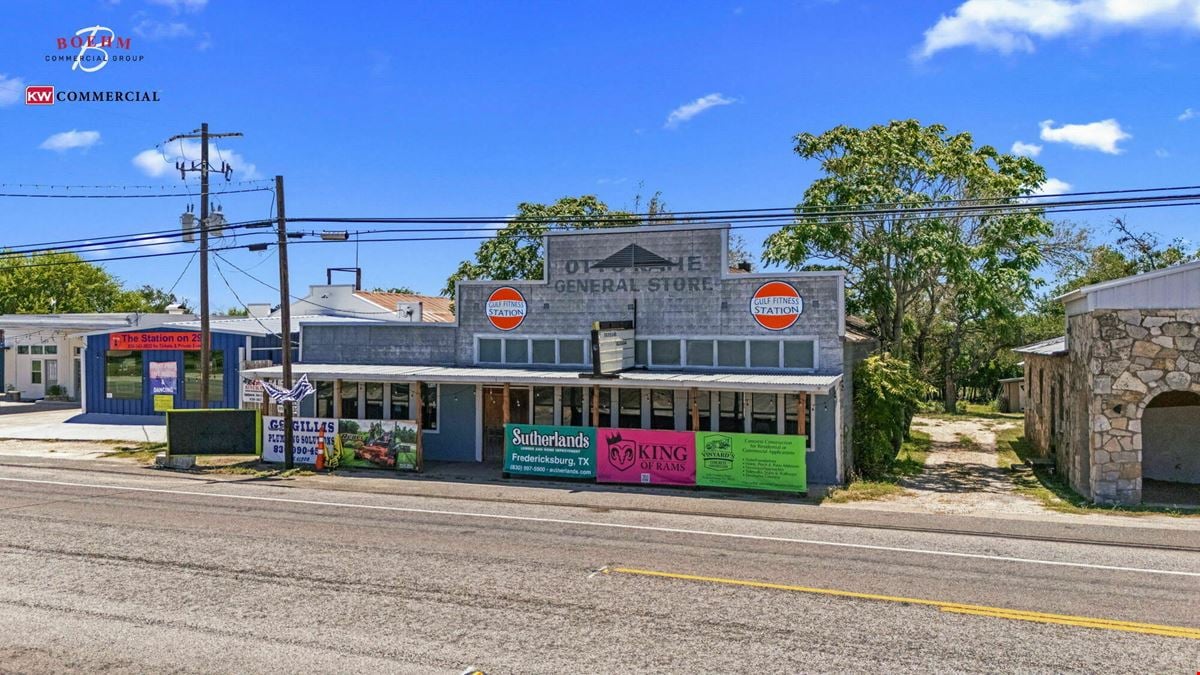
[1132,377,1200,495]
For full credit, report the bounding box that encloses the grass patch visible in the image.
[994,427,1200,517]
[824,431,930,504]
[101,441,167,464]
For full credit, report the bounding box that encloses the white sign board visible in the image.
[242,379,264,405]
[596,328,635,374]
[263,416,336,464]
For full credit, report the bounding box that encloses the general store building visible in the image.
[247,224,874,491]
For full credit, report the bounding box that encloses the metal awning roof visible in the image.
[1012,336,1067,356]
[241,363,841,393]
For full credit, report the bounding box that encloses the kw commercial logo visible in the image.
[48,25,142,73]
[25,85,160,105]
[25,86,54,105]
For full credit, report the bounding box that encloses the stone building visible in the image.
[1017,261,1200,505]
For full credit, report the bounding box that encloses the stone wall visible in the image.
[1086,309,1200,504]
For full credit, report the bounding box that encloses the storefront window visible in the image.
[618,388,641,428]
[562,386,585,426]
[532,340,556,364]
[364,382,384,419]
[751,393,778,434]
[687,391,712,431]
[719,392,744,432]
[478,339,502,363]
[31,345,44,355]
[184,351,224,401]
[749,341,779,368]
[105,350,143,400]
[651,340,681,366]
[533,386,555,424]
[784,393,811,435]
[30,360,42,384]
[340,381,360,419]
[650,389,674,429]
[559,339,585,365]
[315,381,335,418]
[783,341,815,369]
[16,345,28,355]
[421,383,438,431]
[45,345,58,355]
[717,340,744,367]
[505,339,529,364]
[390,383,410,420]
[597,387,612,426]
[686,340,713,367]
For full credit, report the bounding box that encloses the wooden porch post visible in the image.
[413,381,424,472]
[502,382,511,426]
[333,379,343,418]
[797,392,808,436]
[690,388,700,432]
[591,384,600,427]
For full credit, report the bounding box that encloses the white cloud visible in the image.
[664,93,737,129]
[1010,140,1043,157]
[147,0,208,11]
[1179,107,1198,121]
[1034,177,1072,195]
[917,0,1200,59]
[1155,148,1171,157]
[0,73,24,107]
[132,141,260,180]
[40,130,101,152]
[134,19,192,39]
[1038,118,1130,153]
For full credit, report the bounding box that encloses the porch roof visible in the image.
[241,363,841,394]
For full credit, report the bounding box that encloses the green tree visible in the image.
[442,195,637,295]
[852,354,930,479]
[123,284,191,313]
[372,286,417,295]
[0,251,140,313]
[223,306,250,317]
[762,120,1052,411]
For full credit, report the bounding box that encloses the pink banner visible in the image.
[596,428,696,486]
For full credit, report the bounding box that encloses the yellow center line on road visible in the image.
[604,566,1200,640]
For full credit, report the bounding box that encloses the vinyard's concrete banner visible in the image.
[696,432,806,492]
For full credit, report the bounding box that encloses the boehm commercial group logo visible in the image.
[47,25,143,73]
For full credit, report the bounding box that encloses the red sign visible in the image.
[26,86,54,105]
[109,331,203,351]
[485,286,527,331]
[750,281,803,331]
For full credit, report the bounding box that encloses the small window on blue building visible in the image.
[390,383,410,420]
[316,381,335,418]
[184,351,224,401]
[559,339,585,365]
[532,340,556,364]
[783,341,815,369]
[421,384,438,431]
[106,350,143,400]
[504,339,529,364]
[365,382,385,419]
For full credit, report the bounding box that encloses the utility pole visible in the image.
[275,175,295,469]
[166,123,243,408]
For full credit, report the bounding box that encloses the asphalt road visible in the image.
[0,463,1198,674]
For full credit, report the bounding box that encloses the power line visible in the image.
[0,241,264,270]
[0,187,273,199]
[0,220,273,261]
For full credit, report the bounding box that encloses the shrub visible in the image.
[46,384,66,397]
[852,354,928,479]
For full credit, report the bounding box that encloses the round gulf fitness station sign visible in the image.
[750,281,803,330]
[485,286,527,331]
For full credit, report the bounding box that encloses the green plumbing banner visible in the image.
[504,424,597,479]
[695,432,807,493]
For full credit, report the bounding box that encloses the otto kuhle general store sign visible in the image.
[504,423,806,493]
[109,331,203,350]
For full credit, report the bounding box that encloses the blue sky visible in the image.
[1,0,1198,309]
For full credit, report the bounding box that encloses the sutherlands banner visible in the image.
[264,417,419,470]
[503,424,596,478]
[504,424,807,492]
[695,432,806,492]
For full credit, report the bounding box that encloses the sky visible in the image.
[1,0,1198,310]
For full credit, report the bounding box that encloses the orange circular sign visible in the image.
[750,281,803,331]
[485,286,527,331]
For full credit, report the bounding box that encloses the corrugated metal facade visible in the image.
[85,329,249,416]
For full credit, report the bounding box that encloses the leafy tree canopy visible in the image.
[442,195,637,296]
[372,286,417,294]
